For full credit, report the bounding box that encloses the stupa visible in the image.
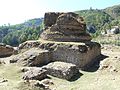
[41,12,92,42]
[19,12,101,69]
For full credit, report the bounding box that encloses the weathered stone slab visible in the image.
[10,48,52,66]
[19,40,41,49]
[23,67,47,80]
[42,61,79,80]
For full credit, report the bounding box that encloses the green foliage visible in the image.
[0,18,43,46]
[75,9,113,32]
[2,26,42,46]
[75,5,120,37]
[1,4,120,46]
[104,4,120,19]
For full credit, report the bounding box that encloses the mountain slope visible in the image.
[75,9,114,34]
[0,18,43,46]
[104,4,120,19]
[75,9,113,25]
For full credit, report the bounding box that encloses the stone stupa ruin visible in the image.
[41,12,92,42]
[19,12,101,70]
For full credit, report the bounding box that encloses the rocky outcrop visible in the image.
[51,42,101,69]
[10,48,52,66]
[19,40,41,49]
[17,40,101,69]
[0,43,15,57]
[42,61,79,80]
[23,67,47,80]
[40,12,92,42]
[38,42,101,69]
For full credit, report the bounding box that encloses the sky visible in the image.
[0,0,120,25]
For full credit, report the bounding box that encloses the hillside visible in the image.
[75,4,120,35]
[104,4,120,19]
[75,9,113,26]
[0,18,43,46]
[0,4,120,46]
[75,9,114,33]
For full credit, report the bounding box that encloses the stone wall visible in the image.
[18,40,101,69]
[52,42,101,69]
[44,12,62,28]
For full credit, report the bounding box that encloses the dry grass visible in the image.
[0,45,120,90]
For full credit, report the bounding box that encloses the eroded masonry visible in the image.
[18,12,101,69]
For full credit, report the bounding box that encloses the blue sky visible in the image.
[0,0,120,25]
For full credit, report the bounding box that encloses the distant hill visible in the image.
[0,18,43,46]
[23,18,44,27]
[1,4,120,46]
[104,4,120,19]
[75,9,113,25]
[75,4,120,35]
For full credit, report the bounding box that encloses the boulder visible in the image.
[42,61,79,80]
[19,40,41,49]
[40,79,54,85]
[0,43,14,57]
[23,67,47,80]
[10,48,52,66]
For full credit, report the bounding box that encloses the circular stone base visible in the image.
[40,30,92,42]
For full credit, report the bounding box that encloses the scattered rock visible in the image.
[42,61,79,80]
[23,68,47,81]
[0,43,15,57]
[10,48,52,66]
[19,40,41,49]
[0,60,6,64]
[40,79,54,85]
[109,66,118,73]
[0,78,8,83]
[21,67,31,72]
[34,82,51,90]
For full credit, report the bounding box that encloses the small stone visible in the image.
[41,79,54,85]
[22,68,47,81]
[34,82,51,90]
[0,79,8,83]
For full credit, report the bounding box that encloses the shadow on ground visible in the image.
[69,72,83,82]
[83,54,109,72]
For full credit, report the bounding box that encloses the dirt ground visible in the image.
[0,44,120,90]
